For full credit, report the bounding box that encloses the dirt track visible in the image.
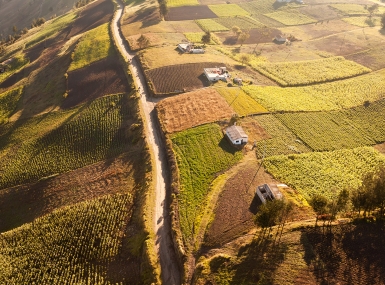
[111,1,181,284]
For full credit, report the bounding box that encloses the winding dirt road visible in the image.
[111,2,181,284]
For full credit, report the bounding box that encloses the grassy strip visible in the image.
[0,55,29,84]
[69,23,115,71]
[254,56,371,87]
[264,147,385,200]
[243,69,385,112]
[0,194,133,284]
[216,87,267,116]
[171,124,243,243]
[0,86,23,124]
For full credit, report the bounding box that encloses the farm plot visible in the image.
[299,4,340,20]
[214,16,264,29]
[329,4,378,15]
[145,62,228,95]
[126,33,186,51]
[208,4,250,17]
[184,32,219,44]
[0,87,23,124]
[65,57,130,109]
[156,88,234,133]
[216,87,267,116]
[263,147,385,200]
[254,56,371,86]
[346,45,385,72]
[0,55,29,84]
[168,0,199,7]
[171,123,243,242]
[218,27,283,45]
[243,69,385,112]
[196,19,229,32]
[68,23,115,71]
[342,16,382,27]
[265,9,317,25]
[165,6,218,21]
[0,194,135,284]
[0,94,135,190]
[242,115,311,158]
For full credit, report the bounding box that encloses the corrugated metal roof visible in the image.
[226,125,248,141]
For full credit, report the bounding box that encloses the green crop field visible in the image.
[243,69,385,112]
[184,32,219,44]
[216,87,267,116]
[208,4,250,17]
[195,19,229,32]
[265,9,317,25]
[238,0,278,15]
[0,194,132,284]
[254,56,371,86]
[214,16,264,30]
[342,16,382,27]
[68,23,115,71]
[0,94,134,189]
[171,124,243,241]
[0,55,29,84]
[0,86,23,124]
[264,147,385,200]
[167,0,199,7]
[329,4,385,15]
[249,115,312,158]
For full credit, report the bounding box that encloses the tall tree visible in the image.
[136,34,150,49]
[238,31,250,46]
[309,194,328,226]
[366,3,379,18]
[201,31,211,46]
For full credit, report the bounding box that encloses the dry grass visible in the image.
[156,88,234,133]
[126,33,186,50]
[122,21,176,37]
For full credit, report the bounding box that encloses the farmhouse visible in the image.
[256,184,283,204]
[177,43,205,54]
[204,67,230,82]
[225,125,248,146]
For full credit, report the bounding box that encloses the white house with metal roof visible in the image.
[225,125,248,146]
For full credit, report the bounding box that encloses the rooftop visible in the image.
[226,125,248,141]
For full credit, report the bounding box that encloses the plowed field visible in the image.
[64,57,130,109]
[165,5,218,21]
[156,88,234,133]
[146,62,228,95]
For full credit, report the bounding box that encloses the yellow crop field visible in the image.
[195,19,229,32]
[254,56,371,86]
[342,16,382,27]
[330,4,385,15]
[208,4,250,17]
[216,87,267,116]
[168,0,199,7]
[243,69,385,112]
[265,9,317,25]
[184,32,219,44]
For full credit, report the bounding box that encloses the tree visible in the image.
[240,54,250,66]
[12,25,18,34]
[136,34,150,49]
[366,3,379,18]
[309,194,328,226]
[231,25,241,37]
[159,2,168,18]
[201,31,211,46]
[238,31,250,46]
[255,199,285,239]
[381,13,385,29]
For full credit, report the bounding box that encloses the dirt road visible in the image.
[111,2,181,284]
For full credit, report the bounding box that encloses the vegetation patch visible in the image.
[184,32,218,44]
[156,88,234,133]
[0,87,23,124]
[196,19,229,32]
[171,123,243,242]
[263,147,385,199]
[68,23,115,71]
[243,69,385,112]
[0,55,29,84]
[0,194,134,284]
[216,87,267,116]
[0,94,135,189]
[342,16,382,27]
[214,16,264,30]
[208,4,250,17]
[254,56,371,86]
[264,9,317,26]
[329,4,385,15]
[167,0,199,7]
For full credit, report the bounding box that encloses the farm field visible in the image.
[265,9,317,26]
[145,62,226,95]
[254,56,371,86]
[168,0,199,7]
[216,87,267,116]
[208,4,250,17]
[68,23,115,71]
[342,16,382,27]
[0,94,135,190]
[171,123,243,243]
[263,147,385,200]
[243,69,385,112]
[165,6,218,21]
[329,3,385,15]
[126,33,186,51]
[196,19,229,32]
[0,194,140,284]
[156,88,234,133]
[0,55,29,84]
[346,45,385,70]
[0,87,23,124]
[214,16,264,30]
[184,32,219,44]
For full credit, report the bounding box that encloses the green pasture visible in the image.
[265,9,317,25]
[195,19,229,32]
[0,87,23,124]
[208,4,250,17]
[214,16,264,30]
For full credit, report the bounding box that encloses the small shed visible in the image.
[256,184,283,204]
[225,125,248,146]
[274,35,287,43]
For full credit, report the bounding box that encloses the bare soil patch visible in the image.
[165,5,218,21]
[218,28,282,45]
[299,4,340,21]
[68,0,114,37]
[345,45,385,71]
[145,61,228,95]
[64,56,131,109]
[156,88,234,133]
[375,142,385,155]
[122,5,161,26]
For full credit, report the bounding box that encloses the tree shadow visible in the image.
[249,194,262,215]
[218,137,239,155]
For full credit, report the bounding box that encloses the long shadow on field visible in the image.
[301,222,385,285]
[218,137,239,155]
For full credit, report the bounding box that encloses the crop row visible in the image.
[0,86,23,124]
[0,194,132,284]
[254,56,371,87]
[195,19,229,32]
[214,16,264,30]
[243,69,385,112]
[171,124,243,242]
[0,94,131,189]
[263,147,385,200]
